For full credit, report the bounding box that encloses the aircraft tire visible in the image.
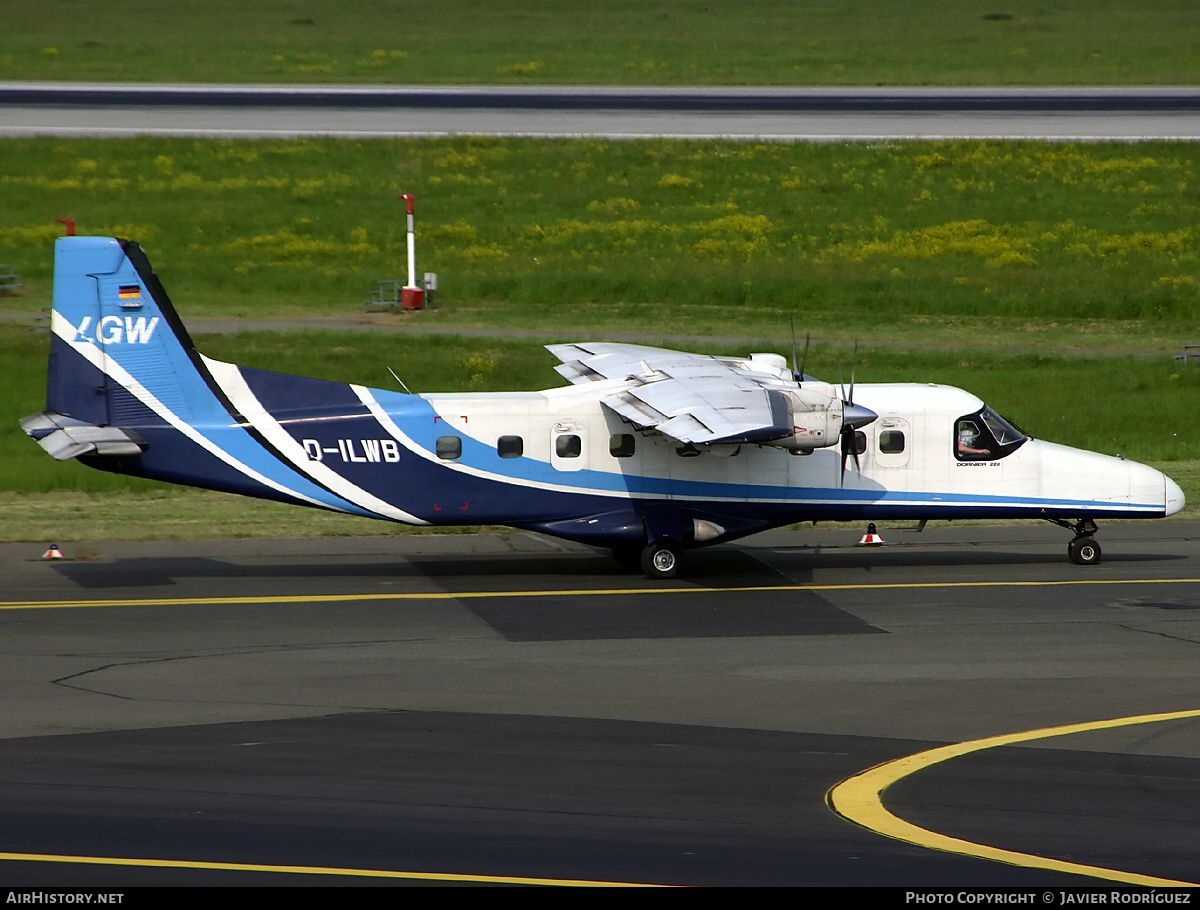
[641,539,683,579]
[1068,537,1102,565]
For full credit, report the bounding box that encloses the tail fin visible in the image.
[50,236,211,422]
[26,236,222,460]
[22,236,416,521]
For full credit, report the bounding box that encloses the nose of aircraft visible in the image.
[1165,473,1186,516]
[1131,460,1186,517]
[1036,442,1184,518]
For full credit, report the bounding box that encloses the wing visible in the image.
[546,342,796,445]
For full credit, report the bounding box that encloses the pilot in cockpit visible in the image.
[957,420,990,456]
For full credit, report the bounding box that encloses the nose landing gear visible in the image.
[1067,535,1102,565]
[1049,518,1101,565]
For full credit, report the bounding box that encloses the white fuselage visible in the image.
[415,381,1182,522]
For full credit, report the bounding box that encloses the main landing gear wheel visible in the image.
[1068,536,1102,566]
[641,539,683,579]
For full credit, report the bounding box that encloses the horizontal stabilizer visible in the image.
[20,411,144,460]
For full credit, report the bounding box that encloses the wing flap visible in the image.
[546,342,796,445]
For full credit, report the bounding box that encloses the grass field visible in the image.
[2,137,1197,352]
[6,0,1199,86]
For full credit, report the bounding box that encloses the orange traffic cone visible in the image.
[42,543,65,559]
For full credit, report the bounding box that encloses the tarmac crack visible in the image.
[1116,622,1200,648]
[48,636,463,699]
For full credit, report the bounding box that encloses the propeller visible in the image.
[790,315,798,376]
[789,316,811,383]
[838,341,877,484]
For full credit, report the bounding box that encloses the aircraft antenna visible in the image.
[387,366,413,394]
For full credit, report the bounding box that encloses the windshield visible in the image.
[954,406,1028,461]
[979,407,1027,446]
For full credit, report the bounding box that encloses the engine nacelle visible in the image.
[763,387,878,451]
[769,395,845,451]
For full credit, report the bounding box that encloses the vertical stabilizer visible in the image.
[24,236,415,520]
[46,236,220,428]
[46,236,124,425]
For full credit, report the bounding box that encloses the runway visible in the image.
[2,521,1199,886]
[3,83,1199,139]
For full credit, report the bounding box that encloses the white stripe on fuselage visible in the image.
[204,358,426,524]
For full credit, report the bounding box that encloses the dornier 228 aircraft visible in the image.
[23,236,1185,578]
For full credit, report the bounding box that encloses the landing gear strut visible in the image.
[1048,518,1101,566]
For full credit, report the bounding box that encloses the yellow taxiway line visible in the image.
[827,708,1200,887]
[0,850,667,886]
[2,576,1199,611]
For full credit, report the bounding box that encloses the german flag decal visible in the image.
[118,285,141,300]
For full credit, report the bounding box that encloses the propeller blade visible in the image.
[848,340,858,404]
[836,342,873,486]
[838,402,877,486]
[839,423,854,486]
[790,314,798,377]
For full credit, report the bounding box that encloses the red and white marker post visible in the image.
[398,193,424,310]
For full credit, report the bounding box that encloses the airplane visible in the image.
[22,235,1184,578]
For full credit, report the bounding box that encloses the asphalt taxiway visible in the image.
[1,521,1199,886]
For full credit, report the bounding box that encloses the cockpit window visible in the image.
[954,406,1028,461]
[979,408,1026,446]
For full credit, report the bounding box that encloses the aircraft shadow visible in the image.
[49,550,887,641]
[764,546,1185,574]
[50,545,1184,591]
[52,548,802,590]
[53,556,429,589]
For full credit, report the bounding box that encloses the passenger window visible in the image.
[436,436,461,460]
[852,431,867,455]
[879,430,905,454]
[609,434,635,457]
[555,434,581,458]
[676,443,701,457]
[497,435,523,458]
